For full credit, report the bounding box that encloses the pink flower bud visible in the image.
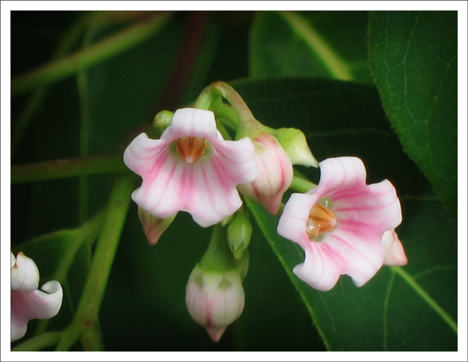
[238,133,293,215]
[185,266,244,342]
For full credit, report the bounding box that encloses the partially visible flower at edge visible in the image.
[11,252,63,342]
[124,108,258,228]
[277,156,404,291]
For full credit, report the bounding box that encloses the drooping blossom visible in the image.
[124,108,257,228]
[277,157,404,291]
[185,266,245,342]
[237,132,293,215]
[11,252,63,342]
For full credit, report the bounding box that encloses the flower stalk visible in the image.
[55,173,135,350]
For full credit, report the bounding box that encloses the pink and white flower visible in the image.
[237,133,293,215]
[11,252,63,342]
[124,108,257,228]
[185,266,245,342]
[277,157,404,291]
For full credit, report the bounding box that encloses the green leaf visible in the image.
[230,77,457,350]
[249,11,372,83]
[368,11,457,218]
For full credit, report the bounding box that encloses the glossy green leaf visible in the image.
[368,11,457,218]
[249,11,372,83]
[229,77,457,350]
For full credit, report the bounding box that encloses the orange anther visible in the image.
[175,137,208,163]
[306,203,337,239]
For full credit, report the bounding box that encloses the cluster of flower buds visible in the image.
[123,81,407,341]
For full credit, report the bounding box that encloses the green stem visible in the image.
[55,174,135,350]
[11,153,126,184]
[200,224,236,271]
[77,17,98,224]
[194,81,262,138]
[55,210,106,284]
[80,325,103,351]
[34,210,106,336]
[12,331,62,351]
[11,12,172,96]
[290,176,317,193]
[11,13,90,155]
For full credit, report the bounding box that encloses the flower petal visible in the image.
[123,133,169,177]
[188,142,255,227]
[163,108,219,141]
[277,193,318,248]
[319,227,386,287]
[11,252,39,292]
[293,242,342,291]
[11,281,62,342]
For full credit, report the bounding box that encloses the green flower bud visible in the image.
[153,110,173,131]
[272,128,318,167]
[227,213,253,260]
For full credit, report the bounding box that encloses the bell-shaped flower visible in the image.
[11,252,63,342]
[124,108,257,227]
[185,265,245,342]
[237,133,293,215]
[277,157,403,291]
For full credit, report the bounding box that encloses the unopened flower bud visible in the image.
[238,133,293,215]
[185,266,245,342]
[227,213,252,260]
[153,110,173,131]
[272,128,318,167]
[138,207,176,245]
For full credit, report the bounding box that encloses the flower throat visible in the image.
[306,202,337,240]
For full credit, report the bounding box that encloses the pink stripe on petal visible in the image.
[294,242,342,291]
[325,232,384,286]
[188,160,242,227]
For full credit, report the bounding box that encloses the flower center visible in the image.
[175,137,208,163]
[306,202,337,240]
